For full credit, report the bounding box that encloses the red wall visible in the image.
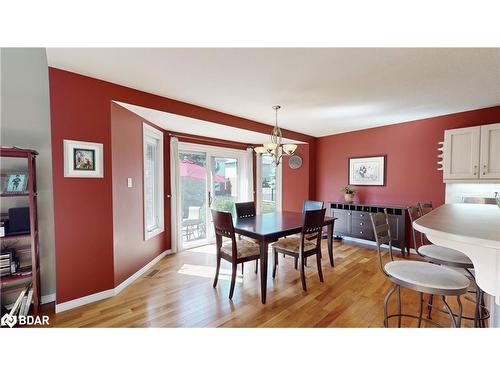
[111,104,169,286]
[315,106,500,207]
[282,144,311,212]
[49,68,313,304]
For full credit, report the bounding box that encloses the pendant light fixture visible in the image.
[254,105,297,166]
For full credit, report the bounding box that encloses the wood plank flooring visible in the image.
[46,240,479,328]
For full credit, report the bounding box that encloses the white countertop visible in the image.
[413,203,500,250]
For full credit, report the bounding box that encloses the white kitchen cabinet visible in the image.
[480,123,500,179]
[444,123,500,182]
[443,126,481,179]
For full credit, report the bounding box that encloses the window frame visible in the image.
[255,153,282,214]
[143,123,164,240]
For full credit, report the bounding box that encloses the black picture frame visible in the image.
[348,155,386,186]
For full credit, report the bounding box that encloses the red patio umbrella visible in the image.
[180,160,226,183]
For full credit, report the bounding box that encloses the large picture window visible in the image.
[256,154,282,214]
[143,123,164,240]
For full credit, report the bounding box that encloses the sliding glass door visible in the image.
[178,143,252,249]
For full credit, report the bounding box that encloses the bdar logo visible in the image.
[1,314,17,328]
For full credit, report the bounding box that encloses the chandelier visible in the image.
[254,105,297,166]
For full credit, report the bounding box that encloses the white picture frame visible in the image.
[349,155,386,186]
[63,140,104,178]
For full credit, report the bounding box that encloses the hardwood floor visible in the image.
[47,240,479,328]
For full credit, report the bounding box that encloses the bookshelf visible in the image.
[0,146,41,317]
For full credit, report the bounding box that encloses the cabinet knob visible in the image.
[360,214,364,217]
[359,231,363,234]
[348,213,351,216]
[359,222,363,226]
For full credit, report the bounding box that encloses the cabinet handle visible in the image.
[483,165,487,175]
[359,222,363,226]
[360,214,364,217]
[359,231,363,234]
[348,213,351,216]
[473,165,478,176]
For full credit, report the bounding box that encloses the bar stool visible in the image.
[370,210,470,327]
[408,203,490,327]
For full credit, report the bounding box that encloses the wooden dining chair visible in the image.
[271,208,326,291]
[288,200,325,268]
[234,201,259,274]
[211,209,261,299]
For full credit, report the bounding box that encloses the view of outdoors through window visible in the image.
[179,152,208,245]
[261,154,277,213]
[211,157,238,216]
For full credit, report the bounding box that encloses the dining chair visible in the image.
[370,209,469,327]
[234,201,259,274]
[271,208,326,291]
[408,203,490,327]
[288,200,325,268]
[211,209,261,299]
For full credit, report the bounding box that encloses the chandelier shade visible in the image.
[254,105,297,166]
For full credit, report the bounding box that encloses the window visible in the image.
[256,154,282,213]
[143,123,164,240]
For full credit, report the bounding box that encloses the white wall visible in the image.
[0,48,56,301]
[445,183,500,203]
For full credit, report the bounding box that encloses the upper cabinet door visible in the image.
[443,126,481,179]
[480,123,500,179]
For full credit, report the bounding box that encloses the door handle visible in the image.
[208,191,212,207]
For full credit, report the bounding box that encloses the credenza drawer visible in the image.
[351,211,370,220]
[351,218,374,239]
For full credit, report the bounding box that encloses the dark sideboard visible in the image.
[329,201,408,253]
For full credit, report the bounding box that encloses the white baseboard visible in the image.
[55,289,115,313]
[55,249,171,313]
[114,249,171,295]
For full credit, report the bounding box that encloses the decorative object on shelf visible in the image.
[342,185,356,203]
[254,105,297,166]
[2,172,28,194]
[0,147,40,316]
[437,141,444,171]
[64,140,104,178]
[288,154,302,169]
[348,155,386,186]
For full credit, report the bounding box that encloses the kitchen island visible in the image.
[413,203,500,327]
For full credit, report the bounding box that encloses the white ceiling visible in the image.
[115,101,305,145]
[47,48,500,137]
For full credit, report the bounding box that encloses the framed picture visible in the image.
[348,155,386,186]
[64,140,104,178]
[2,172,28,193]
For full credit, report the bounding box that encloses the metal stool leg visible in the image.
[427,294,434,319]
[456,295,463,328]
[396,285,402,328]
[441,296,458,328]
[418,292,424,328]
[384,284,398,328]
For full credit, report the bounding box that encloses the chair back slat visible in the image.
[299,208,326,252]
[211,209,236,241]
[369,210,393,277]
[303,200,324,212]
[235,202,256,218]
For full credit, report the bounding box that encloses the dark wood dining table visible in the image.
[233,211,336,304]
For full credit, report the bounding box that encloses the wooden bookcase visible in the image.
[0,147,41,316]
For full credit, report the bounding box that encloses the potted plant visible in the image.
[342,186,355,203]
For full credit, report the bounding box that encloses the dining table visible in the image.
[233,211,337,304]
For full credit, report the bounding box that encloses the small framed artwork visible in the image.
[2,173,28,194]
[348,155,386,186]
[64,140,104,178]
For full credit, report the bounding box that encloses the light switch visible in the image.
[127,177,133,188]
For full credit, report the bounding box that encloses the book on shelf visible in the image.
[19,286,33,317]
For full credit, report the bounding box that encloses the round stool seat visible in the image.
[385,260,470,296]
[419,245,473,268]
